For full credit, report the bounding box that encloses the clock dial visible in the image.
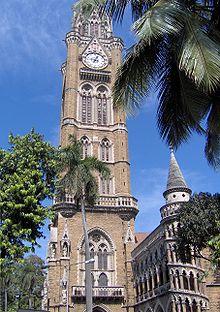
[83,53,108,69]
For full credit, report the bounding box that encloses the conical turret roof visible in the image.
[166,147,188,191]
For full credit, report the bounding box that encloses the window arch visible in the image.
[79,229,115,286]
[100,176,113,195]
[183,270,189,290]
[100,138,112,162]
[81,136,91,158]
[96,86,108,125]
[98,273,108,287]
[189,271,195,291]
[80,84,93,123]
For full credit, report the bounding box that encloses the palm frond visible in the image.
[132,0,184,43]
[113,39,161,113]
[205,93,220,168]
[178,16,220,93]
[157,46,210,148]
[74,0,106,17]
[104,0,156,22]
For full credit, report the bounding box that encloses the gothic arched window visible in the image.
[100,176,112,195]
[189,272,195,291]
[81,136,91,158]
[185,298,191,312]
[90,21,95,36]
[79,229,115,286]
[98,273,108,287]
[81,84,93,124]
[183,271,189,290]
[100,138,111,162]
[98,245,108,270]
[159,265,164,286]
[96,86,108,125]
[176,270,181,289]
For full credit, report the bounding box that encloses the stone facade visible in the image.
[45,7,138,312]
[131,151,220,312]
[44,6,219,312]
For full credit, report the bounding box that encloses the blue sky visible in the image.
[1,0,219,259]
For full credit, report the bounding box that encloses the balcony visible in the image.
[54,195,138,210]
[72,286,124,299]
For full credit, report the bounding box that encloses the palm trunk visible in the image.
[4,288,7,312]
[81,196,93,312]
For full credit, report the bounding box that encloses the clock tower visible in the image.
[44,7,138,312]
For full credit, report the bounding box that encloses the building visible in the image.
[44,6,138,312]
[132,149,219,312]
[43,4,220,312]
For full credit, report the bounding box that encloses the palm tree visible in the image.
[57,135,110,312]
[75,0,220,168]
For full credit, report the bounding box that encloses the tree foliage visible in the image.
[177,192,220,266]
[56,135,110,206]
[0,255,45,312]
[0,130,57,262]
[75,0,220,168]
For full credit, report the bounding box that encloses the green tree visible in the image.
[177,192,220,266]
[0,255,45,312]
[0,130,57,262]
[75,0,220,168]
[57,135,110,312]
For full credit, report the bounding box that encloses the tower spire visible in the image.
[167,146,188,190]
[163,147,191,203]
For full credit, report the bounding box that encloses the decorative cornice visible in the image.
[61,117,128,133]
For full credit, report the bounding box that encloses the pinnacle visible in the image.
[166,148,188,191]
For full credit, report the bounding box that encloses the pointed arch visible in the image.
[80,83,94,123]
[78,227,116,286]
[80,136,91,158]
[96,85,109,125]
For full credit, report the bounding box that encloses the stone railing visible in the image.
[54,195,138,210]
[72,286,124,298]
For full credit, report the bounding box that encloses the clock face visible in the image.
[83,53,108,69]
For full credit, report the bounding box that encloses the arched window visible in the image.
[81,84,93,123]
[139,278,143,295]
[100,176,112,194]
[95,22,99,36]
[176,270,181,289]
[154,267,158,288]
[179,297,184,312]
[81,136,91,158]
[159,265,164,286]
[165,261,170,282]
[148,270,152,291]
[96,86,108,125]
[172,270,176,289]
[192,300,197,312]
[82,22,89,35]
[98,273,108,287]
[98,245,108,270]
[185,298,191,312]
[100,23,105,38]
[197,273,200,292]
[183,271,189,290]
[100,138,111,162]
[90,21,95,36]
[90,248,95,269]
[144,275,148,293]
[189,272,195,291]
[79,229,115,286]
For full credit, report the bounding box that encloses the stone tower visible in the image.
[45,6,138,312]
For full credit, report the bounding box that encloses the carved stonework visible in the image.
[61,220,71,257]
[124,221,135,243]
